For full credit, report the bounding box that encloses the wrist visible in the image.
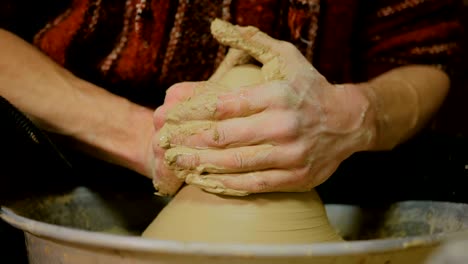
[330,83,378,153]
[66,79,156,178]
[123,103,155,178]
[353,82,379,151]
[350,66,449,151]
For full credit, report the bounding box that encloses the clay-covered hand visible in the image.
[151,76,247,196]
[155,19,377,196]
[150,81,204,196]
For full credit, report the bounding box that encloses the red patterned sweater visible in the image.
[0,0,465,133]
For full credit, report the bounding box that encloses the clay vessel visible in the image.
[142,185,341,243]
[142,65,341,243]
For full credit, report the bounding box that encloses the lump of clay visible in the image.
[142,185,341,243]
[214,63,264,89]
[142,64,341,243]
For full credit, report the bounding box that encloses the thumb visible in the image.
[210,19,313,80]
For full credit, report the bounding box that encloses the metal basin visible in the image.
[1,186,468,264]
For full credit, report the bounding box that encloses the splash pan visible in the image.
[2,186,468,264]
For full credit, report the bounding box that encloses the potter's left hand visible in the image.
[159,19,377,196]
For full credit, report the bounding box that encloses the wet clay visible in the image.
[158,64,266,196]
[143,63,341,243]
[142,185,341,243]
[144,19,341,243]
[156,19,289,196]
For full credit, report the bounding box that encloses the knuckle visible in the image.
[182,153,200,169]
[210,125,227,147]
[272,83,295,108]
[165,149,201,169]
[289,143,309,165]
[232,151,245,169]
[275,114,300,141]
[214,101,232,119]
[250,176,270,193]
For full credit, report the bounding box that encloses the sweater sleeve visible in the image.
[354,0,464,81]
[355,0,467,135]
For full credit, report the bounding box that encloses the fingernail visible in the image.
[171,153,198,169]
[175,154,188,167]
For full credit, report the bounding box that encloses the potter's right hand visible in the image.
[153,19,377,196]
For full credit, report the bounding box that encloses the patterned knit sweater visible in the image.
[0,0,465,132]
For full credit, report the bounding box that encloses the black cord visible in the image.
[0,95,72,169]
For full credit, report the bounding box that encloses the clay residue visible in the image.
[159,121,215,149]
[184,173,250,196]
[165,83,221,124]
[155,19,291,196]
[145,20,345,245]
[158,64,266,196]
[210,18,286,81]
[156,18,301,196]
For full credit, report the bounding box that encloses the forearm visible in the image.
[0,29,154,177]
[60,80,155,177]
[358,65,450,150]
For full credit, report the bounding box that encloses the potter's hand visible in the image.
[157,19,377,196]
[151,79,246,196]
[151,82,203,196]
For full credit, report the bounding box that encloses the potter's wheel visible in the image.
[2,185,468,264]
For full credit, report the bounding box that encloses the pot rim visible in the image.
[0,206,452,257]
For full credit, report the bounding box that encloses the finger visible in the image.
[185,168,313,196]
[155,81,224,129]
[210,19,310,79]
[211,19,279,67]
[164,81,230,123]
[166,110,299,148]
[154,105,168,130]
[154,82,199,129]
[165,80,294,122]
[208,48,253,82]
[164,82,199,104]
[151,137,185,196]
[152,160,184,196]
[157,120,214,148]
[165,143,306,173]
